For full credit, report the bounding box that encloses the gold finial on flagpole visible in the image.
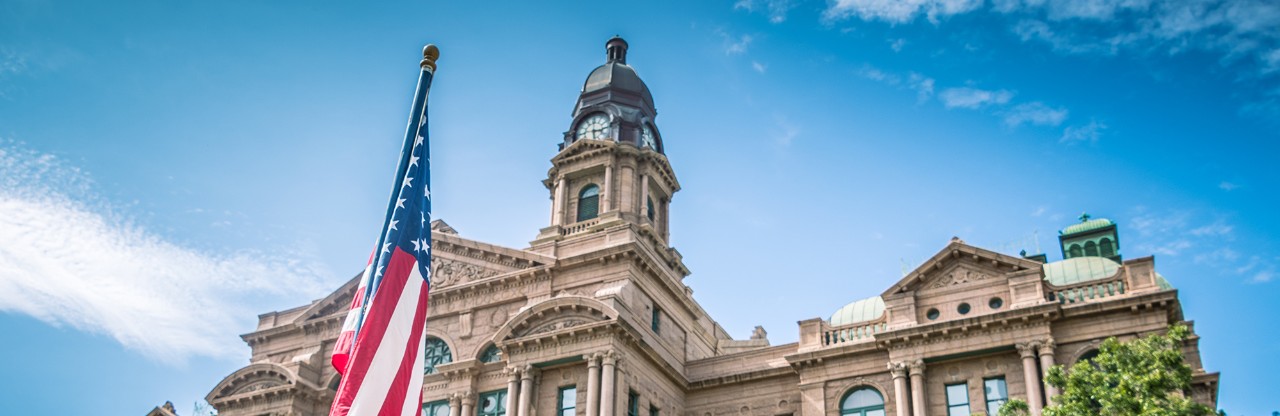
[421,44,440,71]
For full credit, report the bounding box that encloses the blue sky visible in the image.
[0,0,1277,414]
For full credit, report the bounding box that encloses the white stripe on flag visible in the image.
[347,263,426,415]
[402,328,427,416]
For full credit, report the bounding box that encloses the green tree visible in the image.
[997,399,1030,416]
[1042,325,1215,416]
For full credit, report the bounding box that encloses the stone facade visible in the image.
[206,38,1219,416]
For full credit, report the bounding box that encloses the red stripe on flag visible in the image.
[329,249,420,416]
[376,279,428,416]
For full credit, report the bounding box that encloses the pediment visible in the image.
[495,296,618,342]
[207,363,296,401]
[885,238,1043,296]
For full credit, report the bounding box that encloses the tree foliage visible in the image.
[997,399,1030,416]
[1042,325,1215,416]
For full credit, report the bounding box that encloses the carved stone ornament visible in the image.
[233,380,283,395]
[526,318,588,335]
[431,257,500,288]
[930,268,993,289]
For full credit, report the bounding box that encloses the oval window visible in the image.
[926,308,940,320]
[957,303,971,315]
[989,297,1004,309]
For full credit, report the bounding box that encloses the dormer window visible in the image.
[577,185,600,222]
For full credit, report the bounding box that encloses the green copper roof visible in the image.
[1156,273,1174,290]
[1061,217,1115,235]
[1043,257,1121,286]
[830,296,885,326]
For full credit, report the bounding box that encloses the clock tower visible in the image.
[531,37,680,256]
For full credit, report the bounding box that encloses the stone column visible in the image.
[586,353,602,416]
[908,360,926,416]
[1038,339,1059,405]
[461,392,475,416]
[552,177,567,226]
[506,368,521,416]
[519,366,538,416]
[603,164,613,213]
[639,174,649,215]
[888,362,910,416]
[450,393,463,416]
[1018,342,1045,416]
[600,352,618,416]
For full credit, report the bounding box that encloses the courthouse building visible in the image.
[206,37,1220,416]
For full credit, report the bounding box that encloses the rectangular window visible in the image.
[627,390,640,416]
[424,400,450,416]
[478,390,508,416]
[651,306,661,334]
[558,386,577,416]
[945,383,970,416]
[649,405,659,416]
[984,377,1008,415]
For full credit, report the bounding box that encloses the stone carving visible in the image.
[929,268,993,289]
[431,257,500,288]
[527,318,587,335]
[315,292,353,317]
[750,326,767,340]
[233,380,283,395]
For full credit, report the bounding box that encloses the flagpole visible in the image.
[355,44,439,341]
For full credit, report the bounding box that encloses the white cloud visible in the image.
[908,73,936,102]
[1003,101,1070,126]
[773,114,801,146]
[735,0,796,23]
[0,143,333,364]
[938,87,1014,109]
[1060,119,1106,144]
[825,0,984,23]
[1189,222,1234,237]
[1218,181,1241,191]
[724,33,755,55]
[890,38,908,52]
[752,61,768,74]
[858,65,902,84]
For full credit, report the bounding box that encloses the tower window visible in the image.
[1068,244,1083,258]
[1100,238,1115,257]
[983,378,1008,415]
[558,386,577,416]
[1085,241,1099,256]
[945,383,970,416]
[647,197,655,222]
[577,185,600,222]
[651,306,662,334]
[627,391,639,416]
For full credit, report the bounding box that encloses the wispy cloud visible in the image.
[1003,101,1069,127]
[889,38,907,52]
[908,73,935,102]
[825,0,984,24]
[1218,181,1241,191]
[752,61,768,74]
[772,114,801,146]
[1060,119,1106,144]
[939,86,1014,109]
[734,0,796,23]
[0,142,333,364]
[722,32,755,55]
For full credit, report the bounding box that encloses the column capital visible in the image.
[462,391,476,406]
[586,353,602,367]
[522,365,540,379]
[907,359,925,376]
[1016,341,1041,358]
[602,351,619,366]
[888,361,909,379]
[506,366,522,381]
[1038,338,1057,355]
[450,393,463,405]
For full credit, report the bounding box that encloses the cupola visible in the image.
[563,36,663,153]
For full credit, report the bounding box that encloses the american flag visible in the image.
[330,45,438,416]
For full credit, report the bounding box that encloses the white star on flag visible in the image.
[414,135,424,147]
[396,198,406,209]
[409,155,420,167]
[382,242,392,254]
[403,176,414,188]
[410,239,421,252]
[389,219,398,231]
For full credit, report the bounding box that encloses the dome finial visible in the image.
[606,36,628,64]
[1079,212,1091,222]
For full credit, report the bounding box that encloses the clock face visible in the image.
[641,125,656,149]
[575,113,610,141]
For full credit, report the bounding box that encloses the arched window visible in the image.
[424,337,452,374]
[1068,244,1083,258]
[479,344,503,363]
[1084,241,1099,256]
[577,185,600,222]
[840,387,885,416]
[646,197,655,222]
[1078,349,1100,364]
[1099,238,1115,257]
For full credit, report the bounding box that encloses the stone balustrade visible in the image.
[821,319,887,347]
[1046,278,1126,304]
[560,218,601,236]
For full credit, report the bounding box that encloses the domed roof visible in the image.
[1061,214,1115,235]
[1043,256,1121,286]
[829,296,885,326]
[583,62,654,104]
